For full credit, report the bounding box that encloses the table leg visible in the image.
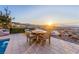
[49,35,51,45]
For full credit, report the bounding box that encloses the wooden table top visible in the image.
[31,29,47,34]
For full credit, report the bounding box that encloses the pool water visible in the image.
[0,38,10,54]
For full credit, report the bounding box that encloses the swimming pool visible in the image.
[0,38,10,54]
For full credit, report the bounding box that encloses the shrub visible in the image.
[10,28,25,34]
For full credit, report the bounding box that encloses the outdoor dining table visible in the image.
[29,29,50,45]
[32,29,47,40]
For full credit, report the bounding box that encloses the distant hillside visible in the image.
[12,22,41,29]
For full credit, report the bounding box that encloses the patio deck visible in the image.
[5,33,79,54]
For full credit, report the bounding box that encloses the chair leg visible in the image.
[29,38,31,45]
[49,36,51,45]
[29,41,32,45]
[41,40,46,46]
[27,37,28,42]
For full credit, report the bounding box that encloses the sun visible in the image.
[47,22,53,26]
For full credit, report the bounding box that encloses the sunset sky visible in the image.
[0,5,79,25]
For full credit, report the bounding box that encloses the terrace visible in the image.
[4,33,79,54]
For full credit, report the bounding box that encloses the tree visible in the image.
[0,7,14,29]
